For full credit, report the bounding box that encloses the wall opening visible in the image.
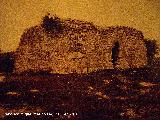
[112,41,120,68]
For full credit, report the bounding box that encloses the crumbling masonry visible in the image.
[14,15,147,74]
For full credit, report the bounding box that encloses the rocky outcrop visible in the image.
[14,15,147,74]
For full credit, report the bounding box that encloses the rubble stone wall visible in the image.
[14,16,147,74]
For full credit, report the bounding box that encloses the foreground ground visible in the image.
[0,67,160,120]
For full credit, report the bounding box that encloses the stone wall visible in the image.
[14,15,147,74]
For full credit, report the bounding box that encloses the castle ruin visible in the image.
[14,15,147,74]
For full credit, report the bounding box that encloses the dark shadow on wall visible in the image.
[112,41,120,68]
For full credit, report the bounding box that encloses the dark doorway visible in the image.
[112,41,120,68]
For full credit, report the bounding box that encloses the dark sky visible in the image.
[0,0,160,56]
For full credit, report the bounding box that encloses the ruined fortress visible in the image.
[14,15,147,74]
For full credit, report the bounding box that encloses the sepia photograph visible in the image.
[0,0,160,119]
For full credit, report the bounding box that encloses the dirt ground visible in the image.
[0,68,160,120]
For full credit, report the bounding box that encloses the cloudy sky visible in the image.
[0,0,160,56]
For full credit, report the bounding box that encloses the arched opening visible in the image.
[112,41,120,68]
